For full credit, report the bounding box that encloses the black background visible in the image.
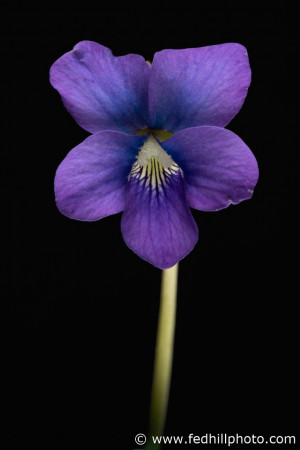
[2,4,299,448]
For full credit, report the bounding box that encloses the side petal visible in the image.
[55,132,147,221]
[148,43,251,132]
[162,126,259,211]
[50,41,150,134]
[121,161,198,269]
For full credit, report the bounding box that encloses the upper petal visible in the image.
[50,41,150,134]
[55,131,147,221]
[121,139,198,269]
[162,126,259,211]
[148,43,251,133]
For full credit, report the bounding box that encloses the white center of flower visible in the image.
[136,135,174,168]
[129,135,181,191]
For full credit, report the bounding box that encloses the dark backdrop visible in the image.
[2,4,299,448]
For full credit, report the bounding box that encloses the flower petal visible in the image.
[50,41,150,134]
[121,157,198,269]
[148,43,251,133]
[162,126,259,211]
[55,132,147,221]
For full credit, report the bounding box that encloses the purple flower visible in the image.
[50,41,258,269]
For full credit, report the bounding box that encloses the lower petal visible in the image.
[162,126,259,211]
[121,145,198,269]
[55,131,147,221]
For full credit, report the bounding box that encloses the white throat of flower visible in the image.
[136,135,174,168]
[129,135,181,190]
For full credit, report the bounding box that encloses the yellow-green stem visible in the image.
[146,263,178,449]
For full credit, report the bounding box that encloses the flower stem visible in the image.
[146,263,178,449]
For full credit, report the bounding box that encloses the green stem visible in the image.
[146,263,178,449]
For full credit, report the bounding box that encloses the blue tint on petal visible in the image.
[121,160,198,269]
[50,41,150,134]
[162,126,259,211]
[55,131,147,221]
[148,44,251,133]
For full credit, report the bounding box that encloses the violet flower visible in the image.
[50,41,258,269]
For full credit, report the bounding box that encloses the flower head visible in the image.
[50,41,258,269]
